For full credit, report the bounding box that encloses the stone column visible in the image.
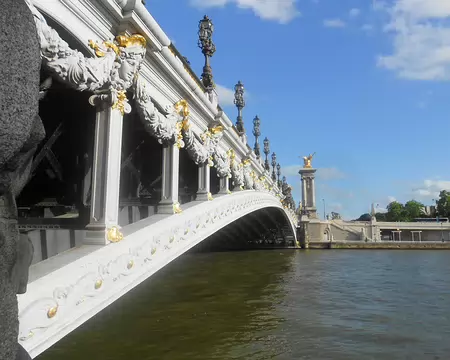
[85,102,124,245]
[158,143,180,214]
[301,177,307,207]
[310,178,316,208]
[218,176,229,195]
[299,168,317,219]
[196,163,211,201]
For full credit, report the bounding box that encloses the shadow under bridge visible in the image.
[191,207,297,252]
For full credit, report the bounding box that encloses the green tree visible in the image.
[386,201,406,222]
[375,212,387,221]
[436,190,450,218]
[331,212,341,220]
[404,200,425,221]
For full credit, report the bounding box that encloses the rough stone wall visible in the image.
[0,1,42,359]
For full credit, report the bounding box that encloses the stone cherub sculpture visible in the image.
[302,152,315,168]
[1,1,149,359]
[242,158,254,190]
[228,149,244,190]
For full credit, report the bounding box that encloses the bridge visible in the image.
[15,0,299,357]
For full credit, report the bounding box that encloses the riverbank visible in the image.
[309,241,450,249]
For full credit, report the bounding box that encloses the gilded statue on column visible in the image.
[302,152,315,168]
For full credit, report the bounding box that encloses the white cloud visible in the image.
[349,8,361,17]
[189,0,300,24]
[215,84,235,106]
[387,195,397,203]
[323,19,346,28]
[377,0,450,80]
[412,179,450,199]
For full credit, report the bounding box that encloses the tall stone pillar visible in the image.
[218,176,229,195]
[158,143,180,214]
[196,163,211,201]
[299,168,317,219]
[85,102,124,245]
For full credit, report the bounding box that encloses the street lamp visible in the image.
[234,81,245,134]
[263,137,270,172]
[198,15,216,90]
[252,115,261,159]
[271,152,277,182]
[276,163,281,188]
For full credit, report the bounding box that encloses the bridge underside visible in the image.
[191,208,295,252]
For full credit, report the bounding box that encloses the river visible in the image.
[38,250,450,360]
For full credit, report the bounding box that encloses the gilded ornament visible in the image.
[107,226,123,243]
[174,99,190,148]
[89,34,147,58]
[112,90,128,115]
[127,260,134,269]
[47,306,58,319]
[173,202,182,214]
[302,152,316,168]
[151,247,157,255]
[169,235,175,243]
[184,228,189,235]
[94,279,103,290]
[209,125,224,135]
[242,158,251,166]
[207,192,214,201]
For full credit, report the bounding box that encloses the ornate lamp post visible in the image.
[263,137,270,172]
[234,80,245,134]
[252,115,261,159]
[271,152,277,182]
[198,15,216,90]
[277,163,281,188]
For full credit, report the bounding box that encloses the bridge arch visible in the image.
[18,191,297,357]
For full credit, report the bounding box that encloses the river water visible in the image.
[38,250,450,360]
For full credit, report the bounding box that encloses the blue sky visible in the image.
[147,0,450,219]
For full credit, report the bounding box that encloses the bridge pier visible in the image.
[298,215,310,249]
[85,102,124,245]
[196,162,211,201]
[158,143,180,214]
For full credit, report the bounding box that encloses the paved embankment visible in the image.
[308,241,450,249]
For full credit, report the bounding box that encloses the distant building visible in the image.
[423,205,436,217]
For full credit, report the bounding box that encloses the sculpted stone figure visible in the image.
[228,150,244,190]
[213,146,231,179]
[281,183,296,210]
[242,159,254,190]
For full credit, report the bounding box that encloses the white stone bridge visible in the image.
[17,1,298,357]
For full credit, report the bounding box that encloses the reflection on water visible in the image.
[39,250,450,360]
